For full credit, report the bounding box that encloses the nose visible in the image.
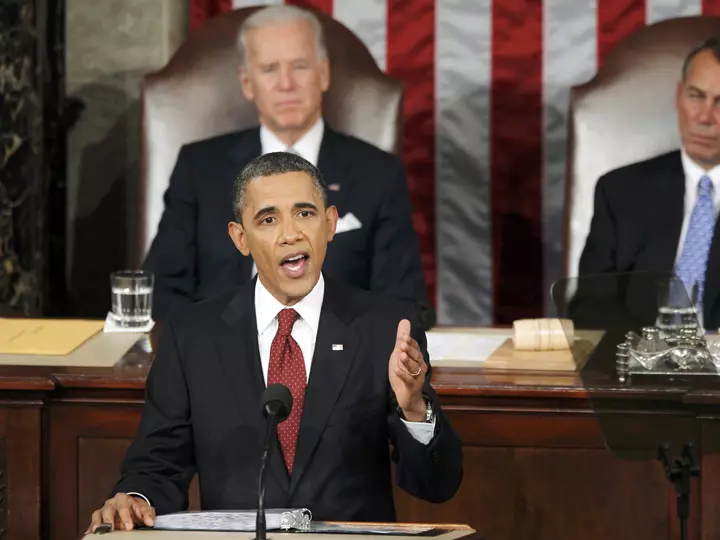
[697,99,715,125]
[279,218,302,244]
[277,65,295,91]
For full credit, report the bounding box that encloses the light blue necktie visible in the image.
[675,175,716,311]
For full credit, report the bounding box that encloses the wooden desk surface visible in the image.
[80,523,477,540]
[0,326,717,406]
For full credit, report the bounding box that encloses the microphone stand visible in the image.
[254,411,279,540]
[658,443,700,540]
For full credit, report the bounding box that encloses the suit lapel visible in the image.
[225,127,262,168]
[704,206,720,319]
[226,128,262,280]
[317,127,349,210]
[653,153,685,271]
[289,279,360,495]
[216,279,290,492]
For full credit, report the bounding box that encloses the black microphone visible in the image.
[254,383,293,540]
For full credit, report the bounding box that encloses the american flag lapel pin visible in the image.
[332,344,344,351]
[328,183,341,191]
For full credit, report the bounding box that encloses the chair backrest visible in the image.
[135,6,403,265]
[565,16,720,278]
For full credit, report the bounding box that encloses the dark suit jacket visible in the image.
[143,124,431,326]
[578,150,720,328]
[112,276,463,521]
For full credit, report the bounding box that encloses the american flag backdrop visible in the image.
[189,0,720,325]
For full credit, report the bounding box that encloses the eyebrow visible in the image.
[252,202,319,221]
[687,85,720,101]
[294,202,319,211]
[253,206,277,221]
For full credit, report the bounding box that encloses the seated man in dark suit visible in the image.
[143,5,431,326]
[579,37,720,329]
[87,152,463,533]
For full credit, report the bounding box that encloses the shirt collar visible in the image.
[681,147,720,193]
[254,274,325,338]
[259,118,324,167]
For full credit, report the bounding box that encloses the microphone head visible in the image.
[262,383,293,422]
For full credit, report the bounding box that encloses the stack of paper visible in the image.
[0,318,104,355]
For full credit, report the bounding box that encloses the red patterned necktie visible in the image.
[267,308,306,475]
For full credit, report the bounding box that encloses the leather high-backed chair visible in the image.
[565,16,720,279]
[134,7,403,265]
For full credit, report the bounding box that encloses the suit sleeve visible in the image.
[112,318,196,515]
[387,312,463,503]
[578,175,618,275]
[143,146,198,320]
[369,158,435,328]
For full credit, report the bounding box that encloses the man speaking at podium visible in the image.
[88,152,463,533]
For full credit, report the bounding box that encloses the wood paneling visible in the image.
[2,405,43,539]
[395,447,672,540]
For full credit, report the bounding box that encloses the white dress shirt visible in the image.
[675,149,720,263]
[259,117,324,165]
[255,272,324,382]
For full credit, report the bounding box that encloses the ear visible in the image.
[319,57,330,93]
[325,205,338,242]
[676,80,684,109]
[239,65,255,101]
[228,221,251,256]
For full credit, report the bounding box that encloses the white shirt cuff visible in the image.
[127,492,151,506]
[400,416,436,445]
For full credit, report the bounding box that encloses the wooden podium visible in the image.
[81,523,479,540]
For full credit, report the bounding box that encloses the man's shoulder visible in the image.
[326,128,402,169]
[325,278,420,326]
[164,287,246,332]
[599,150,681,190]
[178,127,259,157]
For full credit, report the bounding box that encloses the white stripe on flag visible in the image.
[436,0,492,325]
[333,0,387,71]
[646,0,703,24]
[233,0,282,7]
[542,0,597,306]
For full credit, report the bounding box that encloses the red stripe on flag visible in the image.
[490,0,544,323]
[189,0,232,31]
[287,0,334,15]
[703,0,720,15]
[387,0,437,308]
[597,0,646,66]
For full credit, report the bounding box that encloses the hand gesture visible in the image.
[388,319,426,421]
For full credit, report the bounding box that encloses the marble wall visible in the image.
[0,0,47,315]
[65,0,187,316]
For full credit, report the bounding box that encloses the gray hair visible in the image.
[237,5,327,69]
[233,152,328,223]
[682,37,720,80]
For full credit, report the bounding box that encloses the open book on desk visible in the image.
[152,509,452,535]
[153,508,311,532]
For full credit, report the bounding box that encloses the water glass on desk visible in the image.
[655,279,701,336]
[110,270,153,328]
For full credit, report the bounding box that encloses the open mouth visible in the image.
[279,252,310,278]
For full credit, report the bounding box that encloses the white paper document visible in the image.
[426,331,508,363]
[153,509,310,532]
[311,522,434,534]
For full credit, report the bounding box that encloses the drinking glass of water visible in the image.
[655,278,699,336]
[110,270,154,328]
